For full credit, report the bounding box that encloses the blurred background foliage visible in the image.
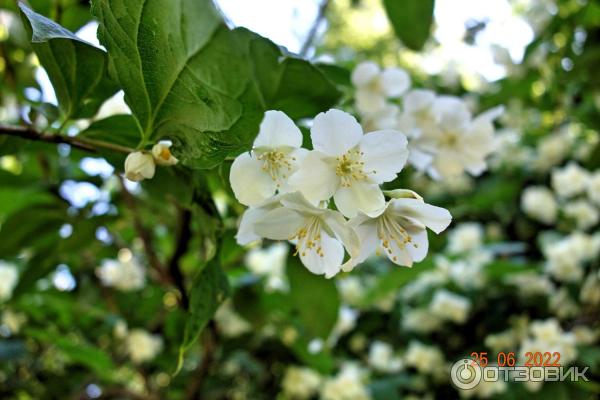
[0,0,599,399]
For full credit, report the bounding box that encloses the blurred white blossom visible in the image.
[0,261,19,302]
[96,257,145,291]
[521,186,558,224]
[126,329,163,364]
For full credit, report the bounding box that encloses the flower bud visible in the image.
[152,142,178,166]
[124,151,155,182]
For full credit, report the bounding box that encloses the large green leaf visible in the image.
[177,259,230,371]
[287,258,340,339]
[91,0,341,168]
[19,2,119,120]
[382,0,435,51]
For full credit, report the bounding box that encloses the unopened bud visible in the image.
[124,151,155,182]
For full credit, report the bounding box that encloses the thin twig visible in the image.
[185,321,218,400]
[0,124,135,154]
[118,175,171,285]
[168,207,193,308]
[299,0,330,58]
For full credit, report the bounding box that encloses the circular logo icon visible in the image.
[450,358,482,390]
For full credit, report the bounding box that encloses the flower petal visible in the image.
[360,130,409,183]
[405,227,429,263]
[348,217,378,266]
[380,68,410,97]
[300,231,344,278]
[334,181,385,218]
[254,207,306,241]
[311,109,363,156]
[236,207,271,245]
[382,236,414,267]
[351,61,380,87]
[356,90,387,114]
[253,110,302,149]
[403,89,436,113]
[323,210,361,260]
[230,152,277,206]
[288,151,339,203]
[390,198,452,234]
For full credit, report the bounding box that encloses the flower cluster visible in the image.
[521,162,600,230]
[351,61,504,181]
[230,109,452,277]
[123,141,179,182]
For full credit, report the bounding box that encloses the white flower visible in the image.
[352,61,410,114]
[397,89,437,140]
[235,195,287,245]
[124,151,155,182]
[329,306,359,343]
[519,319,577,367]
[402,308,442,333]
[360,103,400,132]
[350,190,451,268]
[290,109,409,218]
[521,186,558,224]
[580,273,600,305]
[534,131,572,171]
[321,363,370,400]
[0,261,19,302]
[245,243,288,292]
[551,162,590,198]
[404,341,445,375]
[563,199,599,230]
[587,171,600,205]
[125,329,163,364]
[1,309,26,334]
[429,290,471,324]
[251,192,360,278]
[230,110,306,206]
[543,232,597,282]
[151,141,178,166]
[368,341,403,373]
[96,258,145,291]
[337,276,367,306]
[406,95,503,180]
[281,366,322,399]
[447,222,483,254]
[214,300,252,338]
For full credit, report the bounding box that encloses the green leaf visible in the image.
[19,2,119,120]
[361,259,434,306]
[92,0,340,168]
[177,259,230,372]
[485,260,539,280]
[287,258,340,339]
[26,328,116,380]
[0,202,67,259]
[382,0,435,51]
[79,114,140,165]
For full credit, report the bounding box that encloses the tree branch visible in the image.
[168,207,193,309]
[0,124,135,154]
[299,0,330,58]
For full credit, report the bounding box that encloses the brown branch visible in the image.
[118,175,172,286]
[299,0,330,58]
[0,124,134,154]
[185,321,218,400]
[168,207,193,308]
